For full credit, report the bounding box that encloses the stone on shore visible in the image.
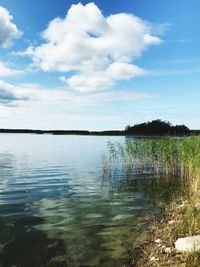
[175,235,200,252]
[194,202,200,210]
[164,247,173,254]
[149,256,159,262]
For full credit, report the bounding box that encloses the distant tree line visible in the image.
[125,119,190,136]
[0,120,191,136]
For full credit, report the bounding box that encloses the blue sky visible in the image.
[0,0,199,130]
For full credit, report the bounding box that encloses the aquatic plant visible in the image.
[103,137,200,196]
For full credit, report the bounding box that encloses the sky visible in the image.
[0,0,199,130]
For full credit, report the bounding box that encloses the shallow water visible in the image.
[0,134,180,267]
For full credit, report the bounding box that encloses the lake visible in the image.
[0,134,180,267]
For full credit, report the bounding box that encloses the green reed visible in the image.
[103,137,200,196]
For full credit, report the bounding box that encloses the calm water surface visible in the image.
[0,134,180,267]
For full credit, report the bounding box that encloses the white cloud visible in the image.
[0,6,22,48]
[5,81,152,107]
[0,80,28,104]
[0,80,154,129]
[23,2,162,92]
[0,61,24,77]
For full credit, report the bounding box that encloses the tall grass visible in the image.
[103,137,200,196]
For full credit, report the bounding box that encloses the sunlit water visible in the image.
[0,134,180,267]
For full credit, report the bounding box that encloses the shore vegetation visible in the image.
[103,136,200,266]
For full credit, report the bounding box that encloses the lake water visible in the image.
[0,134,180,267]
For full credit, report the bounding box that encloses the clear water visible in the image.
[0,134,180,267]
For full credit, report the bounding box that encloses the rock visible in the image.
[175,235,200,252]
[177,204,185,209]
[164,247,172,254]
[168,220,175,225]
[194,203,200,210]
[158,245,166,253]
[155,238,161,243]
[149,256,156,262]
[149,256,159,262]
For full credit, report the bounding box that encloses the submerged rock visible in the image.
[175,235,200,252]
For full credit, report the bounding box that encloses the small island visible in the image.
[125,119,190,136]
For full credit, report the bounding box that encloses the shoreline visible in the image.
[0,130,199,136]
[103,137,200,266]
[132,199,200,267]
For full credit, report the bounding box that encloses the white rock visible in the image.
[165,247,172,254]
[175,235,200,252]
[168,220,175,225]
[195,203,200,210]
[155,238,161,243]
[177,204,185,209]
[159,245,166,253]
[149,256,159,262]
[150,256,156,262]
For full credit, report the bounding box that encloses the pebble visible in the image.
[155,238,161,243]
[158,245,166,253]
[164,247,172,254]
[194,203,200,210]
[177,204,185,209]
[149,256,159,262]
[168,220,175,225]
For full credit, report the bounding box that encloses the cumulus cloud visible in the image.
[0,61,24,77]
[0,6,22,48]
[0,80,28,104]
[23,2,162,92]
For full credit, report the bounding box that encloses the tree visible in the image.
[125,120,190,136]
